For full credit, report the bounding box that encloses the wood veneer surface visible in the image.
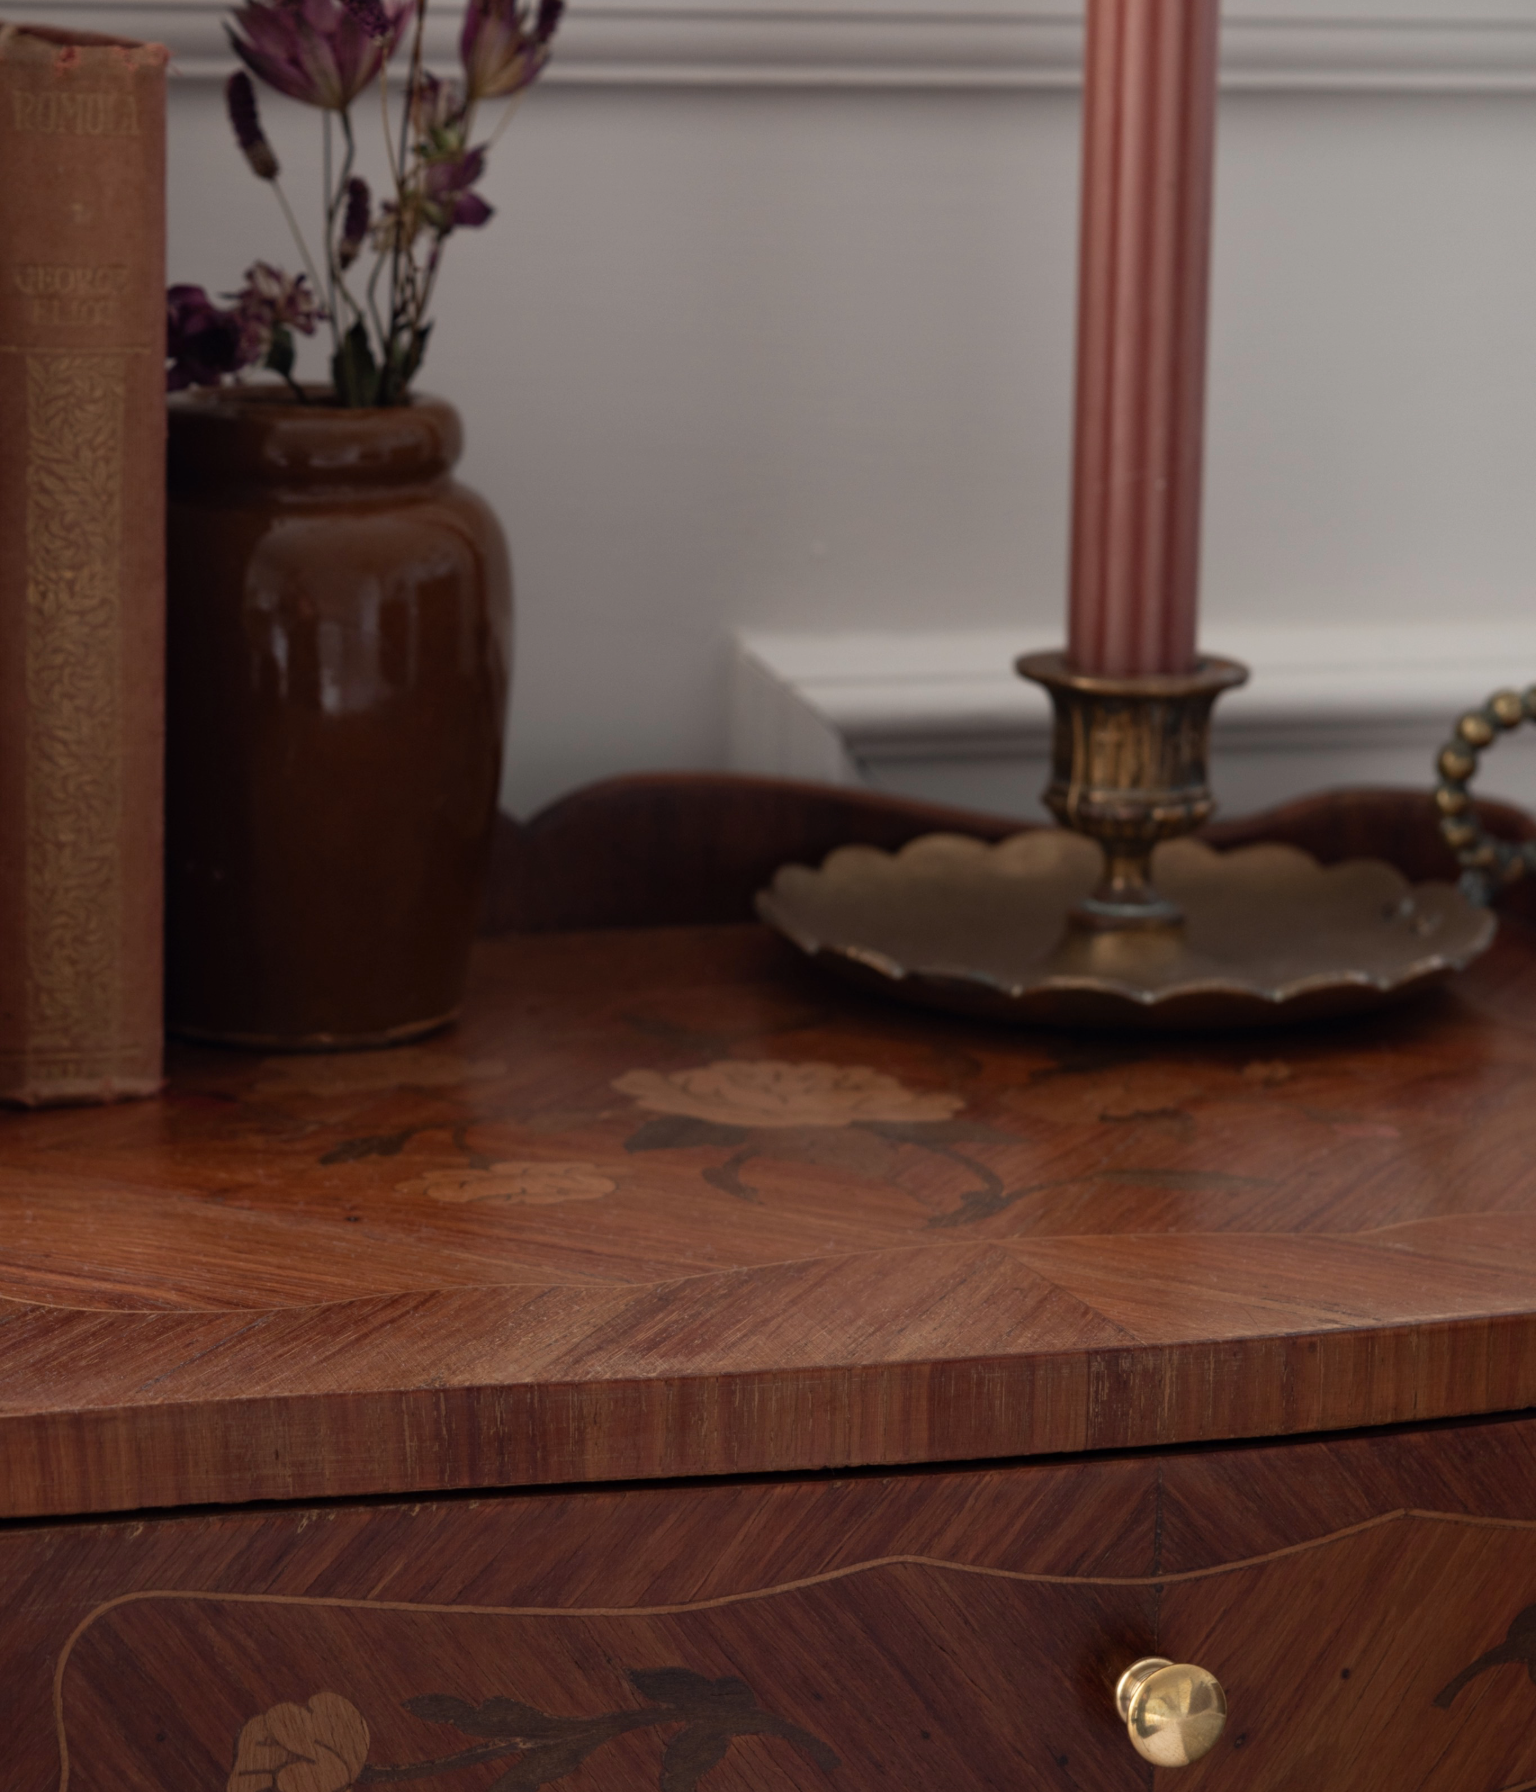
[6,789,1536,1515]
[10,1415,1536,1791]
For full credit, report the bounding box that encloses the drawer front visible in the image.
[1163,1516,1536,1792]
[11,1419,1536,1792]
[58,1573,1146,1791]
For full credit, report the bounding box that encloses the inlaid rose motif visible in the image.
[614,1061,963,1131]
[613,1058,1001,1206]
[228,1691,368,1792]
[396,1161,616,1205]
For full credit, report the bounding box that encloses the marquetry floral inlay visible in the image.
[228,1691,369,1792]
[615,1061,963,1131]
[609,1059,1006,1206]
[397,1161,617,1205]
[227,1670,837,1791]
[1436,1603,1536,1708]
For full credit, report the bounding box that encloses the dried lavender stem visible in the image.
[328,110,366,328]
[322,111,339,350]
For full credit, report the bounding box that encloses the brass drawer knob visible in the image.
[1115,1657,1227,1767]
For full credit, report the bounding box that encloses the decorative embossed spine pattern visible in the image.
[0,25,167,1104]
[25,353,127,1071]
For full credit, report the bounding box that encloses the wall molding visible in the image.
[27,1,1536,93]
[730,624,1536,818]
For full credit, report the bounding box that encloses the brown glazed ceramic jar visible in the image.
[165,392,510,1048]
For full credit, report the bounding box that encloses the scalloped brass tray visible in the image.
[756,832,1496,1032]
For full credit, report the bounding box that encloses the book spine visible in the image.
[0,26,167,1105]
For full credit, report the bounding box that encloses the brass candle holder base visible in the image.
[1018,650,1248,931]
[756,650,1496,1032]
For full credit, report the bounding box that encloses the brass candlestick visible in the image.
[759,0,1496,1030]
[1017,650,1248,931]
[757,646,1496,1032]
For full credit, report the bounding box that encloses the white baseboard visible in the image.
[30,1,1536,92]
[731,624,1536,821]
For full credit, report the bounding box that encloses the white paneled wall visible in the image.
[35,1,1536,816]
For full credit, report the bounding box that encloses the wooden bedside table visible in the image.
[7,780,1536,1792]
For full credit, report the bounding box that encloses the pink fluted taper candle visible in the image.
[1066,0,1221,677]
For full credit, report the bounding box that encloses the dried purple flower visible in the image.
[447,190,492,229]
[409,69,463,142]
[338,176,371,269]
[340,0,392,38]
[227,0,413,112]
[166,285,253,391]
[226,70,279,180]
[422,145,494,232]
[459,0,562,103]
[215,264,327,387]
[231,262,325,345]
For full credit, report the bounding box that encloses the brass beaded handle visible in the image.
[1435,688,1536,905]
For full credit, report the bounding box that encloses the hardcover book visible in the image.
[0,22,167,1104]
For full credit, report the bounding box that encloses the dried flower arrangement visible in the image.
[167,0,562,404]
